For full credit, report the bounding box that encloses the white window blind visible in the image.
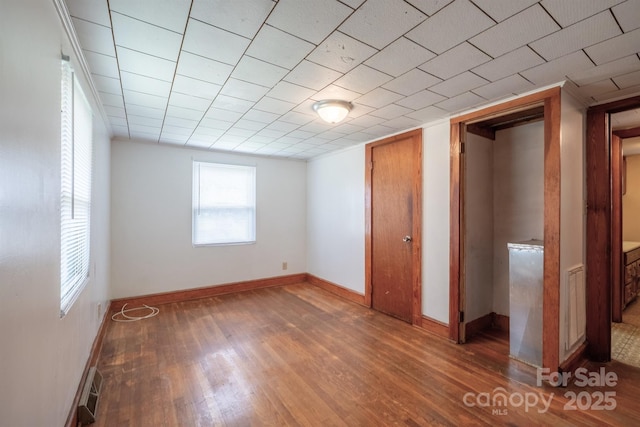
[193,161,256,246]
[60,60,93,316]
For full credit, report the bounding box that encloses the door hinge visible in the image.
[459,311,465,323]
[460,142,465,154]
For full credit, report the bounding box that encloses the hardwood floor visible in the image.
[96,283,640,426]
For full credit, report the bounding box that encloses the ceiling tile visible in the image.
[92,74,122,95]
[99,92,124,108]
[530,12,621,61]
[246,25,315,69]
[123,89,168,110]
[471,47,544,82]
[84,51,119,78]
[109,0,190,33]
[254,97,296,115]
[204,107,244,122]
[162,122,197,134]
[185,139,214,149]
[130,123,163,135]
[429,71,488,97]
[541,0,624,27]
[334,65,393,94]
[521,51,594,85]
[191,126,224,138]
[284,60,343,91]
[199,118,233,131]
[280,112,316,126]
[66,0,111,26]
[472,74,536,100]
[172,75,221,100]
[225,127,257,138]
[210,95,255,113]
[405,0,454,16]
[268,82,316,104]
[407,0,494,55]
[243,109,281,123]
[127,105,165,120]
[577,79,620,100]
[168,92,211,111]
[233,119,267,132]
[129,129,159,140]
[312,85,362,102]
[339,0,427,50]
[355,88,404,108]
[365,37,435,77]
[569,55,640,86]
[469,5,559,58]
[177,52,234,85]
[348,114,387,127]
[613,1,640,32]
[584,28,640,65]
[127,114,163,127]
[71,18,115,56]
[419,42,491,80]
[111,12,182,61]
[369,104,413,120]
[435,91,486,112]
[383,116,423,130]
[307,31,377,73]
[288,129,316,139]
[125,104,165,119]
[191,0,274,38]
[166,105,206,120]
[613,70,640,89]
[267,0,352,44]
[382,69,442,96]
[182,19,250,65]
[396,89,446,109]
[107,116,127,127]
[220,79,270,102]
[232,56,289,88]
[120,71,171,97]
[470,0,538,22]
[405,105,448,122]
[116,47,176,82]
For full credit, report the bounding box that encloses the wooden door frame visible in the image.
[449,87,561,371]
[586,95,640,362]
[365,129,423,326]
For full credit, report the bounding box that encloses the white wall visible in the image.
[0,1,111,425]
[307,145,365,293]
[559,90,586,362]
[110,140,307,298]
[465,133,495,322]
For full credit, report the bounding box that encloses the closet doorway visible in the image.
[450,87,562,371]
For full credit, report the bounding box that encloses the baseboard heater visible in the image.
[77,367,103,425]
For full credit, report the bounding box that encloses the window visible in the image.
[60,59,93,316]
[192,161,256,246]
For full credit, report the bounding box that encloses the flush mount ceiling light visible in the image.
[312,100,352,124]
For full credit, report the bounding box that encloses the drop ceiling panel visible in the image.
[99,92,124,108]
[204,107,244,122]
[436,91,486,112]
[471,47,545,82]
[280,112,315,126]
[284,60,343,91]
[246,25,315,69]
[71,18,115,56]
[103,105,125,118]
[232,56,289,88]
[172,75,221,99]
[243,109,281,124]
[306,31,377,73]
[541,0,624,27]
[123,89,168,110]
[568,55,640,86]
[267,0,352,44]
[407,0,494,54]
[109,0,190,33]
[168,92,212,112]
[339,0,427,50]
[190,0,275,39]
[125,104,165,119]
[166,105,206,121]
[219,79,270,102]
[162,123,196,135]
[521,51,594,85]
[334,65,393,94]
[419,42,490,80]
[614,70,640,89]
[429,71,488,97]
[312,85,362,102]
[120,71,172,97]
[355,88,404,108]
[530,12,621,61]
[470,0,538,22]
[472,74,536,100]
[613,1,640,32]
[382,69,442,96]
[127,115,163,127]
[111,12,182,61]
[182,19,250,65]
[405,0,453,16]
[369,104,413,120]
[83,51,120,78]
[268,82,316,104]
[396,89,446,110]
[91,74,122,95]
[254,97,296,115]
[233,119,268,132]
[116,47,177,82]
[65,0,111,26]
[584,28,640,65]
[406,105,448,122]
[469,5,559,58]
[364,37,435,77]
[210,95,254,113]
[177,52,234,85]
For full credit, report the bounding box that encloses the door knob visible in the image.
[403,236,412,242]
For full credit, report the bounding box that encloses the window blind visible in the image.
[60,60,93,316]
[192,161,256,246]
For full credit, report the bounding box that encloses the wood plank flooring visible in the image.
[95,283,640,426]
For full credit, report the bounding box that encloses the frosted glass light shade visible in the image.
[312,100,352,124]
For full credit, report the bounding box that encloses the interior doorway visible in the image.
[450,87,562,371]
[365,129,422,325]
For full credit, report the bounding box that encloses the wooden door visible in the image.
[612,133,623,323]
[367,130,422,323]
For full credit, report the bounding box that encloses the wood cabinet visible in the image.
[623,245,640,308]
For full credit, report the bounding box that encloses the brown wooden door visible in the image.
[369,132,421,323]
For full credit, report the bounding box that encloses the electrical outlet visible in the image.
[282,261,288,270]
